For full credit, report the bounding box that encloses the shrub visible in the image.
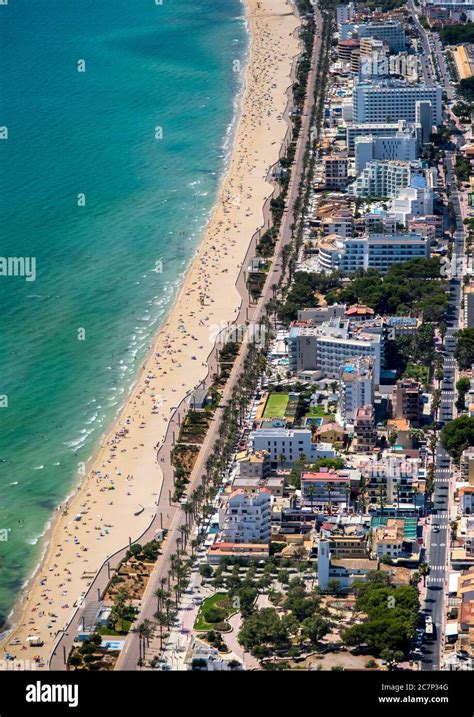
[203,606,227,624]
[199,564,213,578]
[68,654,82,667]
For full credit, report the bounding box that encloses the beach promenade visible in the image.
[0,0,300,667]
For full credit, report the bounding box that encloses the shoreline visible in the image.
[0,0,301,665]
[2,4,252,635]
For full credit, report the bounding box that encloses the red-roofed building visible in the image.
[345,304,375,321]
[301,469,353,508]
[206,542,270,565]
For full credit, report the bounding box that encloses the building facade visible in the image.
[339,356,375,423]
[317,232,429,274]
[354,133,418,174]
[219,489,272,544]
[250,427,336,466]
[353,81,442,125]
[354,405,377,452]
[349,159,411,198]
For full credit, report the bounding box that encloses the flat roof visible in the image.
[449,572,460,594]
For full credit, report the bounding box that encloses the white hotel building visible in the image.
[339,356,375,424]
[354,134,418,174]
[317,232,429,275]
[250,428,336,467]
[219,489,272,544]
[353,81,442,125]
[287,319,383,383]
[345,119,419,155]
[348,160,411,198]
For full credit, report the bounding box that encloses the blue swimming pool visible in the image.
[102,640,123,651]
[304,417,323,427]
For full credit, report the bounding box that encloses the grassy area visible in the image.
[306,405,325,417]
[193,592,236,632]
[404,363,430,384]
[263,393,289,419]
[305,405,336,421]
[98,619,132,636]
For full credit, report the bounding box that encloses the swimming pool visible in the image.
[102,640,124,651]
[304,417,323,427]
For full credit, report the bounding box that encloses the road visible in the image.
[421,125,466,670]
[409,0,453,100]
[115,5,326,671]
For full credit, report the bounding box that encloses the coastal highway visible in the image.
[421,135,465,670]
[115,3,325,671]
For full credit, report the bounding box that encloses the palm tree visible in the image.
[154,586,169,614]
[154,611,167,650]
[295,454,307,483]
[378,485,386,517]
[388,430,398,447]
[408,428,424,448]
[137,619,153,666]
[344,482,351,513]
[395,483,401,516]
[278,452,286,470]
[419,561,430,587]
[179,524,190,552]
[439,322,447,346]
[428,431,438,460]
[306,484,317,511]
[324,482,333,515]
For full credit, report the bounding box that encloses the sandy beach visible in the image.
[0,0,300,665]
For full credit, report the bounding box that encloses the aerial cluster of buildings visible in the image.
[201,290,431,586]
[202,8,442,583]
[302,3,449,275]
[190,2,473,672]
[422,0,474,27]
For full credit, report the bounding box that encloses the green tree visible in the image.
[238,608,291,656]
[441,415,474,462]
[455,329,474,370]
[301,614,330,645]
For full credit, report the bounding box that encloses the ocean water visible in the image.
[0,0,247,625]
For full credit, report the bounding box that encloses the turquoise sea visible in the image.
[0,0,246,625]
